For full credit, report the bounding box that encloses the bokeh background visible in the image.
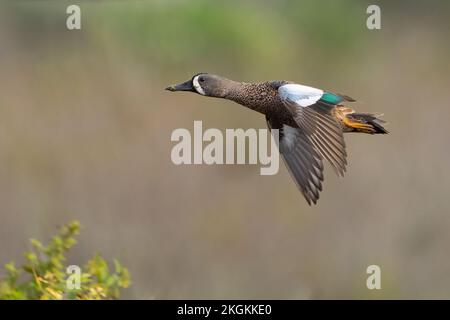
[1,0,450,299]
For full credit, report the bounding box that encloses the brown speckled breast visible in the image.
[227,81,298,127]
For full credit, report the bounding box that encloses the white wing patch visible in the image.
[279,84,323,107]
[192,75,206,95]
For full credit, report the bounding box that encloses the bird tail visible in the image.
[343,113,389,134]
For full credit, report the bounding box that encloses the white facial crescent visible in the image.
[192,75,206,95]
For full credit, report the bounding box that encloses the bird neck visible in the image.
[223,82,251,103]
[224,82,275,115]
[214,79,240,99]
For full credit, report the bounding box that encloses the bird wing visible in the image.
[278,84,348,177]
[267,117,324,205]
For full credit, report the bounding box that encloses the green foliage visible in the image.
[0,221,130,300]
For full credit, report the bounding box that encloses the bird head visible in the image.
[165,73,230,98]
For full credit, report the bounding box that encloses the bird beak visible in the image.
[165,80,195,92]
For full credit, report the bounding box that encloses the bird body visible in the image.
[166,73,387,205]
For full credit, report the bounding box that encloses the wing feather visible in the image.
[267,119,324,205]
[279,85,348,176]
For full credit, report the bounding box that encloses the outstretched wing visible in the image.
[278,84,348,176]
[267,117,324,205]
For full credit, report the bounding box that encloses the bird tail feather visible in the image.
[343,113,389,134]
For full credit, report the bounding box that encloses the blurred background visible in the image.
[0,0,450,299]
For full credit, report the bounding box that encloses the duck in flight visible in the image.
[166,73,388,205]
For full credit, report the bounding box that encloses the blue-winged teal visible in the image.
[166,73,388,205]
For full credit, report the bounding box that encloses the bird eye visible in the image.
[199,77,205,83]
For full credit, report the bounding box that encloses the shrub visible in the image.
[0,221,130,300]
